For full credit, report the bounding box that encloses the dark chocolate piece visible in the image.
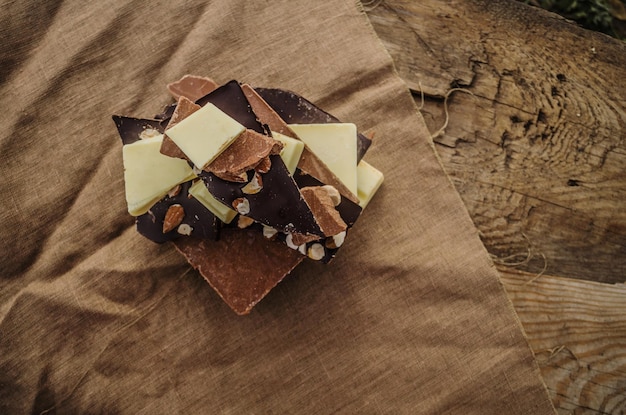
[254,87,372,161]
[200,154,323,237]
[174,228,305,315]
[112,115,167,145]
[196,80,266,134]
[136,181,220,243]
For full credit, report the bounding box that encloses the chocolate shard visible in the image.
[174,228,305,315]
[167,74,218,102]
[200,154,323,238]
[300,186,347,237]
[112,115,167,145]
[241,84,298,137]
[155,103,177,121]
[161,96,202,159]
[292,171,362,228]
[196,80,266,134]
[206,129,283,180]
[254,87,372,161]
[136,181,220,243]
[241,84,359,204]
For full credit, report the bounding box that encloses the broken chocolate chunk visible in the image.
[242,84,359,204]
[174,228,304,315]
[293,171,362,228]
[196,80,266,135]
[136,181,220,243]
[200,154,323,238]
[167,74,218,102]
[161,96,202,159]
[254,87,372,161]
[300,186,347,237]
[112,115,167,145]
[205,129,283,180]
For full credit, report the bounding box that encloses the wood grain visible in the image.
[366,0,626,283]
[500,268,626,415]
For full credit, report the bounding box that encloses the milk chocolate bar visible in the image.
[174,228,304,315]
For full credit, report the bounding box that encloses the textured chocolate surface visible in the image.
[174,229,305,315]
[206,129,281,180]
[136,181,220,243]
[255,87,372,161]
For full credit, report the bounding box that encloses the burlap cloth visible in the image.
[0,1,555,413]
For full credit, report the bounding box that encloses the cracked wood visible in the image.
[367,0,626,284]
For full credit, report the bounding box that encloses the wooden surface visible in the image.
[501,268,626,414]
[365,0,626,413]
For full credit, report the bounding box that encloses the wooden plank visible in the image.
[366,0,626,283]
[499,267,626,415]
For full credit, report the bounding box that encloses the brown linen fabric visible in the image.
[0,0,555,414]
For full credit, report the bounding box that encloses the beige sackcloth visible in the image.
[0,0,555,413]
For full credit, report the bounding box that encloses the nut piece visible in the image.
[162,204,185,233]
[237,215,255,229]
[321,185,342,206]
[254,156,272,173]
[325,230,346,249]
[307,243,325,261]
[167,184,182,198]
[298,244,307,255]
[241,172,263,194]
[139,128,161,140]
[177,223,193,235]
[262,225,278,239]
[232,197,250,215]
[285,233,305,253]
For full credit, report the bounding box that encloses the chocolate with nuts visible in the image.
[136,181,220,243]
[200,154,324,238]
[113,76,383,315]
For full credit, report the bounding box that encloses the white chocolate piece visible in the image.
[123,135,196,216]
[272,131,305,175]
[288,123,358,195]
[357,160,384,208]
[188,180,237,224]
[165,103,245,169]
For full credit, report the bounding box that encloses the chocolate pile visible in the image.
[113,76,383,314]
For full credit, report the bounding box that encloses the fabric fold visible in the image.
[0,0,555,413]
